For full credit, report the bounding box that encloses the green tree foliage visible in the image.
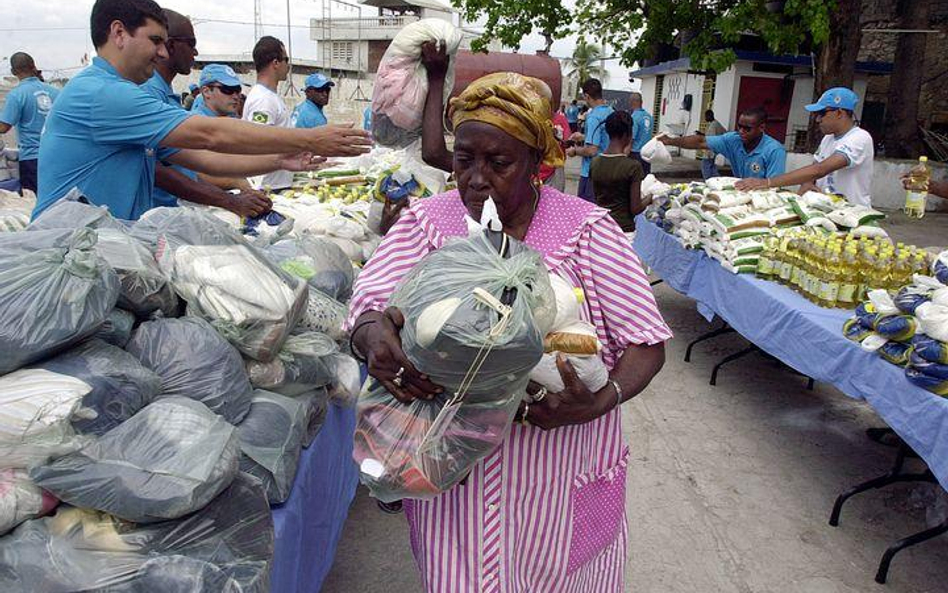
[566,40,608,83]
[457,0,835,74]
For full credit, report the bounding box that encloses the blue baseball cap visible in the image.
[805,87,859,112]
[188,83,198,92]
[305,73,334,90]
[200,64,242,88]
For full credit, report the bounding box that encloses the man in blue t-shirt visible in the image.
[294,73,334,129]
[0,52,59,194]
[35,0,371,222]
[629,91,654,175]
[566,78,613,202]
[140,10,272,217]
[565,100,580,133]
[658,106,786,179]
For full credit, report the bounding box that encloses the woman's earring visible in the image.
[532,174,543,189]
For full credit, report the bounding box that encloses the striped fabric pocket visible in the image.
[565,446,629,575]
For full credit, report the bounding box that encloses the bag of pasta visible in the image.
[354,230,555,502]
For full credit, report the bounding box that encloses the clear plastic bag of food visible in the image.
[263,235,354,302]
[30,397,240,523]
[27,189,130,232]
[93,228,179,317]
[0,369,92,470]
[0,472,273,593]
[296,288,349,341]
[132,207,308,361]
[94,308,137,348]
[245,331,339,396]
[353,230,554,502]
[236,390,310,503]
[125,317,254,424]
[33,339,161,436]
[0,228,120,374]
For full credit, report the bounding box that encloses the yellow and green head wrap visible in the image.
[448,72,565,169]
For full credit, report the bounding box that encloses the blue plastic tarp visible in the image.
[634,215,948,492]
[270,402,359,593]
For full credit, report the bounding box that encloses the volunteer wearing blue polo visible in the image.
[629,91,653,175]
[566,78,613,202]
[660,106,786,179]
[35,0,372,222]
[0,52,60,194]
[294,73,334,129]
[195,64,242,117]
[736,88,874,207]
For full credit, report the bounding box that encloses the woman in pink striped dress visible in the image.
[348,72,670,592]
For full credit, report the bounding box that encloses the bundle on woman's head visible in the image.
[353,228,555,502]
[449,72,565,169]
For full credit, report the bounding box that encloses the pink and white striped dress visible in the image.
[347,187,672,592]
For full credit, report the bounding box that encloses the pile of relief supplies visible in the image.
[844,253,948,396]
[0,192,362,592]
[643,176,887,274]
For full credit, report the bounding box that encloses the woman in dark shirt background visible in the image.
[590,110,645,233]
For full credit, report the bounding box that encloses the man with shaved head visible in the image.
[0,52,60,194]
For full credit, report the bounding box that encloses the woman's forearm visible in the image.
[609,341,666,404]
[421,75,453,173]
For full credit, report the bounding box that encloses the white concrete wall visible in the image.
[639,77,657,118]
[787,153,948,212]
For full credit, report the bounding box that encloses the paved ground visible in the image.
[322,162,948,592]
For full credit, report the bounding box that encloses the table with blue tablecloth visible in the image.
[270,401,359,593]
[633,215,948,493]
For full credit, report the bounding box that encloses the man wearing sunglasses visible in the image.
[294,73,334,129]
[243,36,294,191]
[736,88,874,207]
[196,65,242,118]
[141,10,271,217]
[34,0,371,222]
[659,106,786,180]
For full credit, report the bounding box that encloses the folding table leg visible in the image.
[709,345,759,386]
[684,323,734,363]
[829,446,909,527]
[875,517,948,584]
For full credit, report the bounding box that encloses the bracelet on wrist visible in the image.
[348,318,379,364]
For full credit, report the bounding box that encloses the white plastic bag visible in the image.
[640,136,673,165]
[0,469,58,536]
[371,19,463,148]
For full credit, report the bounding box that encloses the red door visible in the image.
[736,76,795,143]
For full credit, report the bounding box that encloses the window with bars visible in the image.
[331,41,354,63]
[652,74,664,134]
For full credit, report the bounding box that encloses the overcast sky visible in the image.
[1,0,633,89]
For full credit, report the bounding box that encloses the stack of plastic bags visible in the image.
[0,473,273,592]
[30,397,241,523]
[370,19,462,148]
[645,179,889,274]
[132,207,308,361]
[32,339,161,436]
[844,275,948,395]
[354,227,555,502]
[0,228,120,373]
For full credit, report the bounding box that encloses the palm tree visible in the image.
[566,40,608,87]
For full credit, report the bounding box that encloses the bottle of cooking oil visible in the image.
[809,239,826,303]
[837,246,859,308]
[757,237,775,280]
[779,235,795,286]
[818,243,841,307]
[904,157,931,219]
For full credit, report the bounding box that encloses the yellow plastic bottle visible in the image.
[757,237,774,280]
[819,244,842,307]
[837,246,859,308]
[904,156,931,219]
